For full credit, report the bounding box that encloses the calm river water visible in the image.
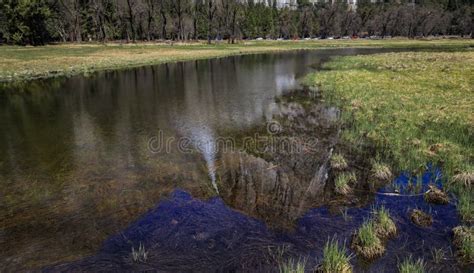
[0,48,465,272]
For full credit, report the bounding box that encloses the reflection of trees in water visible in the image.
[216,91,342,229]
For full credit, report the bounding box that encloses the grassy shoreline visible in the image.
[305,50,473,221]
[1,39,473,82]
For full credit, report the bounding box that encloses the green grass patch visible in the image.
[306,50,473,218]
[279,258,306,273]
[335,172,357,195]
[371,160,392,181]
[372,206,397,238]
[331,153,349,171]
[321,238,352,273]
[457,191,474,223]
[351,220,385,260]
[1,39,473,82]
[398,257,425,273]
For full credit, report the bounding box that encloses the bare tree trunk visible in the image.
[207,0,215,44]
[126,0,136,42]
[160,0,168,40]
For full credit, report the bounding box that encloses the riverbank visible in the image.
[305,51,473,222]
[1,39,473,82]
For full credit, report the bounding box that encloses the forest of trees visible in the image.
[0,0,472,46]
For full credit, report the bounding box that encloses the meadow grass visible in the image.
[457,191,473,222]
[0,39,473,82]
[306,50,473,219]
[398,257,425,273]
[321,238,352,273]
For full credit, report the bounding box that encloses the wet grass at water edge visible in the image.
[306,50,473,221]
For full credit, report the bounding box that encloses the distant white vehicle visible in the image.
[304,37,311,40]
[342,36,350,39]
[327,36,334,40]
[277,38,284,41]
[256,37,264,41]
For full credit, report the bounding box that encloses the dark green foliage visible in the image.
[1,0,52,45]
[0,0,472,45]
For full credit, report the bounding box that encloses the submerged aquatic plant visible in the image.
[321,238,352,273]
[331,153,349,171]
[398,257,425,273]
[335,172,357,195]
[340,207,351,222]
[131,242,148,263]
[430,248,446,264]
[410,209,433,227]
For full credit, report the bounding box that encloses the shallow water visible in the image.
[0,48,467,271]
[45,168,463,272]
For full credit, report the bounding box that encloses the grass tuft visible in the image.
[335,172,357,195]
[457,191,473,222]
[410,209,433,227]
[351,220,385,260]
[452,171,473,188]
[331,153,349,171]
[371,161,392,181]
[131,242,148,263]
[398,257,425,273]
[279,259,306,273]
[424,185,449,205]
[321,238,352,273]
[452,226,474,264]
[372,206,397,238]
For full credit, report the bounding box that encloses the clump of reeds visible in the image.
[452,226,474,264]
[331,153,349,171]
[398,257,425,273]
[457,191,473,222]
[424,185,449,205]
[373,206,397,239]
[279,259,306,273]
[410,209,433,227]
[320,238,353,273]
[351,221,385,260]
[452,171,473,188]
[131,242,148,263]
[371,161,392,181]
[335,172,357,195]
[351,206,397,260]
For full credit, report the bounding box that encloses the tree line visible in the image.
[0,0,472,45]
